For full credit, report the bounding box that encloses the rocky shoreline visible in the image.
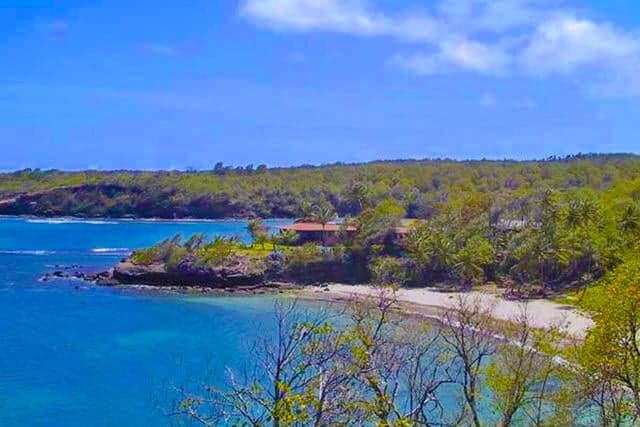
[38,263,593,339]
[39,260,308,295]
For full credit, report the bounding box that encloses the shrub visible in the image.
[166,246,188,272]
[284,243,325,269]
[369,256,407,286]
[196,236,237,266]
[131,248,157,265]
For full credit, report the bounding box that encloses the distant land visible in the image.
[1,153,639,219]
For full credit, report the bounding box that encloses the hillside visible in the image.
[1,153,639,219]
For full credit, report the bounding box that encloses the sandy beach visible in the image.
[303,284,594,339]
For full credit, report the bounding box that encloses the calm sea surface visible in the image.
[0,217,292,426]
[1,217,582,426]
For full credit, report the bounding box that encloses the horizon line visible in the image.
[1,152,638,174]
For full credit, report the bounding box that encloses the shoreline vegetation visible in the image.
[302,284,594,339]
[18,153,640,425]
[1,154,639,219]
[169,281,640,426]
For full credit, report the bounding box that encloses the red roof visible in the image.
[279,222,356,232]
[279,222,409,235]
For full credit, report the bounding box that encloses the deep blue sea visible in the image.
[0,217,292,426]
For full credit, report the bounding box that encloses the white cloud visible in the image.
[436,0,558,34]
[519,15,640,95]
[241,0,640,96]
[521,16,640,74]
[442,39,511,74]
[241,0,441,41]
[391,40,510,76]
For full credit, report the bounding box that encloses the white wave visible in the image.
[0,250,55,256]
[83,220,119,225]
[26,218,119,225]
[91,248,130,253]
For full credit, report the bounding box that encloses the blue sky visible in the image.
[2,0,640,170]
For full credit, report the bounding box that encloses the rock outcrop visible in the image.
[112,258,265,287]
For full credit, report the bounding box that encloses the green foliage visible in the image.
[196,236,238,266]
[453,234,494,284]
[19,154,640,292]
[174,293,596,426]
[409,224,456,272]
[3,154,640,221]
[130,234,182,265]
[369,256,406,286]
[130,247,156,265]
[353,198,405,255]
[573,257,640,422]
[274,229,299,246]
[283,243,325,269]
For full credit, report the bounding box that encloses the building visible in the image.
[278,220,356,245]
[278,219,414,246]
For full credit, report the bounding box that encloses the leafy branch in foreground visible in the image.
[167,286,640,426]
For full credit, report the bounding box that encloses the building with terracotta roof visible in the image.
[278,219,413,246]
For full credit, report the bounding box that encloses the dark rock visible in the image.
[111,258,265,288]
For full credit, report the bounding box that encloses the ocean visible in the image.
[1,216,585,426]
[0,217,292,426]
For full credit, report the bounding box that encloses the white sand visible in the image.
[307,284,594,338]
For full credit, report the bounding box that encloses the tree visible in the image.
[620,202,640,232]
[298,200,314,221]
[578,258,640,423]
[353,198,405,257]
[341,287,452,425]
[508,230,570,295]
[247,219,267,248]
[441,296,497,427]
[453,235,494,288]
[565,190,600,229]
[184,232,206,252]
[171,300,346,426]
[212,162,225,174]
[486,307,571,426]
[406,221,458,279]
[171,291,452,426]
[273,229,298,247]
[168,290,585,426]
[343,181,370,214]
[311,203,336,246]
[369,256,406,287]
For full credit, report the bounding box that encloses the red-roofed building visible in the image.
[278,219,413,246]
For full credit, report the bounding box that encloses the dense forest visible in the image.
[88,153,640,298]
[9,154,639,425]
[1,153,639,219]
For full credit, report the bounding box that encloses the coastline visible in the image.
[0,214,294,223]
[93,278,594,339]
[297,284,594,339]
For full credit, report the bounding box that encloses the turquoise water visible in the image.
[0,217,291,426]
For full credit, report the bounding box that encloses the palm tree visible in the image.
[429,233,457,273]
[184,233,206,252]
[298,200,314,221]
[312,203,336,246]
[247,219,263,248]
[621,202,640,233]
[453,236,494,289]
[275,229,298,248]
[566,194,600,229]
[510,233,570,295]
[345,181,370,214]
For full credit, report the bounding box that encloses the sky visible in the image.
[2,0,640,170]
